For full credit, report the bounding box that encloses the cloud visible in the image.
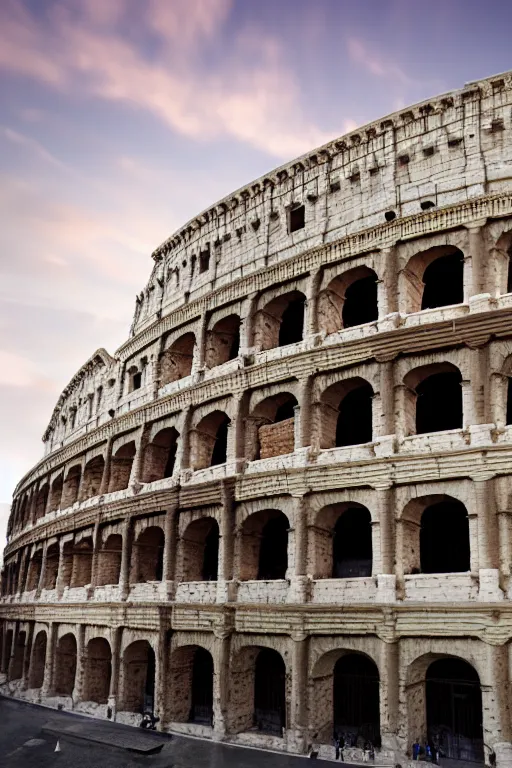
[347,37,411,85]
[0,350,53,389]
[1,126,69,171]
[0,0,335,159]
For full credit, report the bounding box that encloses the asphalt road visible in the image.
[0,695,334,767]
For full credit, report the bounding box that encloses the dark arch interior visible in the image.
[211,417,229,466]
[333,508,372,578]
[279,298,305,346]
[420,501,470,574]
[254,649,286,735]
[202,523,219,581]
[416,371,462,434]
[421,252,464,310]
[333,654,380,746]
[258,515,288,580]
[144,646,156,713]
[426,658,483,762]
[189,648,213,725]
[163,442,177,478]
[336,384,373,447]
[274,400,296,422]
[342,276,378,328]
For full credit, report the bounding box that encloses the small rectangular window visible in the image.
[289,204,305,233]
[199,250,210,274]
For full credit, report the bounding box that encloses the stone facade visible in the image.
[2,71,512,765]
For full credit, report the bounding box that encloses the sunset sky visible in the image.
[0,0,511,552]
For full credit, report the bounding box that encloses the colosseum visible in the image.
[2,70,512,766]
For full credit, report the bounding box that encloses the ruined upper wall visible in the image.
[130,71,512,337]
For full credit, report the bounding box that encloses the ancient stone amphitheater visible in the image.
[2,70,512,766]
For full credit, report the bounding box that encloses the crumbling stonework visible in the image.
[3,72,512,765]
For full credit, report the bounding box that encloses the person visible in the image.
[140,711,159,730]
[412,739,421,761]
[425,743,432,762]
[334,734,344,761]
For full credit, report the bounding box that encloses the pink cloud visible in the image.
[347,37,410,85]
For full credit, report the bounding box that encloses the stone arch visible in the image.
[403,363,463,436]
[190,410,230,470]
[70,537,93,588]
[160,332,195,386]
[312,503,373,579]
[167,645,214,725]
[247,391,297,461]
[239,509,289,581]
[84,637,112,704]
[179,517,219,582]
[49,473,64,512]
[43,542,60,590]
[229,646,286,735]
[131,526,164,583]
[61,465,81,509]
[34,483,49,520]
[29,630,47,689]
[119,640,156,714]
[399,495,471,576]
[401,245,464,313]
[97,533,122,586]
[317,377,374,448]
[80,455,105,501]
[54,633,77,696]
[253,289,306,350]
[406,653,483,763]
[318,265,379,335]
[142,427,179,483]
[205,314,240,368]
[108,441,136,493]
[310,649,380,746]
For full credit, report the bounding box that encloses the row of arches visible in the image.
[4,496,473,597]
[14,358,485,533]
[2,626,486,762]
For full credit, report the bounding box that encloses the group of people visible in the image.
[412,739,440,763]
[333,734,375,762]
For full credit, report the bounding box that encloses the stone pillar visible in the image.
[20,623,34,690]
[55,537,67,598]
[162,504,178,599]
[474,478,503,600]
[305,268,322,337]
[288,495,308,603]
[35,540,48,598]
[129,425,151,486]
[108,626,122,714]
[490,373,509,428]
[467,222,487,297]
[178,406,193,471]
[16,549,28,597]
[119,517,132,600]
[192,316,208,373]
[154,628,169,726]
[378,246,398,317]
[90,519,101,590]
[469,346,490,425]
[484,644,512,768]
[98,436,113,495]
[376,486,396,602]
[289,633,308,753]
[379,359,395,436]
[0,622,9,674]
[41,622,57,697]
[298,377,312,448]
[212,632,231,740]
[5,625,15,679]
[72,624,86,705]
[239,292,258,354]
[217,480,236,602]
[380,639,400,752]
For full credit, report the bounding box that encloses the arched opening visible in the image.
[34,484,49,520]
[336,383,373,447]
[70,538,93,588]
[333,507,372,578]
[254,649,286,735]
[420,501,470,574]
[84,638,111,704]
[49,474,63,512]
[160,332,195,386]
[121,641,155,714]
[426,658,483,762]
[416,371,462,434]
[61,466,81,509]
[55,633,77,696]
[191,411,230,470]
[318,267,378,335]
[80,456,105,500]
[97,534,122,586]
[181,518,219,582]
[421,250,464,309]
[190,647,214,724]
[142,427,179,483]
[249,393,297,461]
[205,314,241,368]
[29,631,47,689]
[254,290,306,350]
[26,550,43,592]
[108,441,136,493]
[333,654,380,746]
[167,645,214,725]
[43,543,60,590]
[132,526,164,583]
[239,509,288,581]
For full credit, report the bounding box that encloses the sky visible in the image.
[0,0,511,556]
